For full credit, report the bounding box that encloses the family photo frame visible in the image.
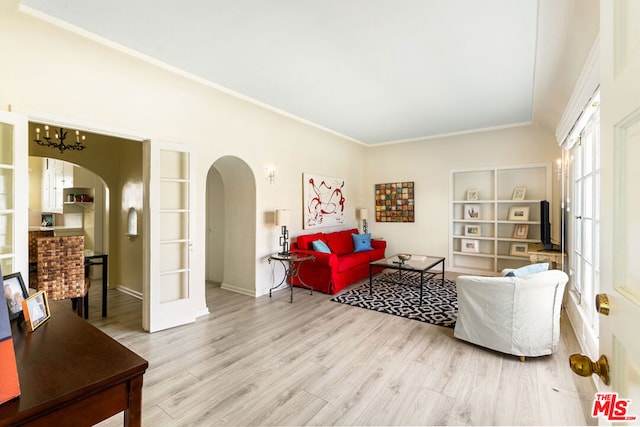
[510,242,529,257]
[464,224,481,237]
[508,206,530,221]
[3,272,28,321]
[464,204,480,220]
[512,187,526,200]
[513,224,529,239]
[22,290,51,332]
[461,238,480,253]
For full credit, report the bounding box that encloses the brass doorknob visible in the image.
[596,293,610,315]
[569,354,610,385]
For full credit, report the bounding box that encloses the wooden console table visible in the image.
[528,247,566,270]
[0,301,148,426]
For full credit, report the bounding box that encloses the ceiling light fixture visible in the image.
[34,125,87,153]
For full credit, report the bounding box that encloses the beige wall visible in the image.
[365,124,562,264]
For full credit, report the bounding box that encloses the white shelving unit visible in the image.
[449,163,552,275]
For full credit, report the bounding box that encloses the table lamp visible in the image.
[275,209,291,255]
[359,208,369,234]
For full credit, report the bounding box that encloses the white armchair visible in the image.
[454,269,569,360]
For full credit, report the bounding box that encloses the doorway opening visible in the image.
[205,156,256,298]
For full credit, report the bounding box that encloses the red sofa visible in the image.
[290,228,386,294]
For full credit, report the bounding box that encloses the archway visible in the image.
[206,156,256,295]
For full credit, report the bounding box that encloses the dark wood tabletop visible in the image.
[0,300,148,426]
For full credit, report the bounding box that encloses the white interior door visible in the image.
[596,0,640,423]
[0,111,28,279]
[143,140,195,332]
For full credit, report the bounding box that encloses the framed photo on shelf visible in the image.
[510,242,529,257]
[461,239,480,253]
[512,187,527,200]
[466,188,479,201]
[513,224,529,239]
[464,224,481,237]
[3,272,28,321]
[508,206,530,221]
[22,290,50,332]
[464,204,480,220]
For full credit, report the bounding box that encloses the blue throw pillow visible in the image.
[352,233,373,252]
[311,239,331,253]
[505,262,549,277]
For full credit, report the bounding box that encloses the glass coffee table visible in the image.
[369,254,445,305]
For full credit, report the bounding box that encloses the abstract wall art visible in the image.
[303,173,346,229]
[375,181,414,222]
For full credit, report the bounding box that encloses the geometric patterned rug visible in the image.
[331,271,458,328]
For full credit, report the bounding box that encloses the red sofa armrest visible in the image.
[372,239,387,251]
[292,248,338,269]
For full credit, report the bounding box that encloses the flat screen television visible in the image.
[540,200,560,251]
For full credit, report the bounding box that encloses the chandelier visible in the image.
[34,125,87,153]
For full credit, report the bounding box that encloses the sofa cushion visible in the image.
[312,239,331,253]
[337,252,370,273]
[325,230,355,255]
[352,233,373,252]
[504,262,549,277]
[296,233,324,250]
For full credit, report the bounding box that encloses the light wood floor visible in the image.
[85,275,597,426]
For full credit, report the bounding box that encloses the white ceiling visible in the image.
[20,0,598,145]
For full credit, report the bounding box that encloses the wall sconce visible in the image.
[275,209,291,255]
[358,208,369,234]
[266,166,276,184]
[126,207,138,240]
[555,158,563,180]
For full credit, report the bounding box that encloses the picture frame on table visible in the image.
[510,242,529,257]
[464,224,481,237]
[513,224,529,239]
[461,239,480,253]
[508,206,530,221]
[3,272,28,321]
[466,189,479,201]
[464,204,480,220]
[512,187,527,200]
[22,290,50,332]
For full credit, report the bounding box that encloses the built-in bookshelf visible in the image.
[449,163,552,275]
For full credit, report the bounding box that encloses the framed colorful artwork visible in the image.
[375,182,414,222]
[303,173,346,229]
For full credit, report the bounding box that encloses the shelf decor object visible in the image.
[512,187,527,200]
[464,204,480,220]
[461,239,480,253]
[508,206,530,221]
[465,224,481,237]
[510,242,529,257]
[513,224,529,239]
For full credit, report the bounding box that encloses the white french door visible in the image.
[570,104,600,348]
[143,141,195,332]
[0,111,28,279]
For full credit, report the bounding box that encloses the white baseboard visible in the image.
[220,282,256,297]
[115,285,143,300]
